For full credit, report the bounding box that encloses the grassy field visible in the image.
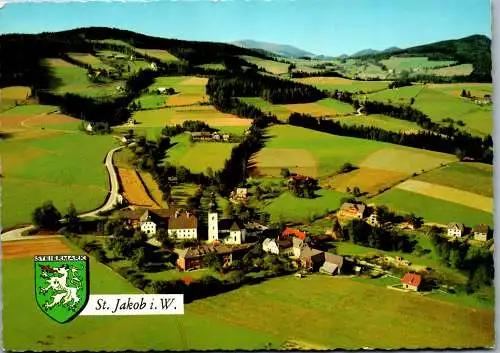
[67,52,114,70]
[263,189,346,223]
[395,180,492,213]
[334,241,470,286]
[252,125,455,179]
[367,84,492,136]
[132,105,250,128]
[371,188,493,227]
[431,64,474,76]
[380,56,457,72]
[239,97,291,121]
[332,114,423,133]
[135,48,180,62]
[294,77,391,93]
[171,183,199,207]
[187,275,494,349]
[164,133,236,173]
[2,248,282,351]
[42,58,124,98]
[240,56,290,75]
[414,162,493,197]
[1,131,117,228]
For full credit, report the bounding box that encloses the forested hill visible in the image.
[0,27,269,87]
[360,34,492,81]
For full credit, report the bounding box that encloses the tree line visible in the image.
[206,72,326,104]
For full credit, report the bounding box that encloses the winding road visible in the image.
[1,146,124,242]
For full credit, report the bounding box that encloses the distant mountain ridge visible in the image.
[350,46,401,58]
[231,39,316,58]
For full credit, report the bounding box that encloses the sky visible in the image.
[0,0,492,56]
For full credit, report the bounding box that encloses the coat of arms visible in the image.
[34,255,89,323]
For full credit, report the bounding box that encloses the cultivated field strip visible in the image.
[117,168,159,208]
[395,179,493,213]
[2,237,71,260]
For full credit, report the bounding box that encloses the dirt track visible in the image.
[2,237,71,260]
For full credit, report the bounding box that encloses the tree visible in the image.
[155,228,174,249]
[461,89,467,97]
[203,252,223,272]
[255,185,263,200]
[65,203,80,233]
[132,247,147,270]
[280,168,291,178]
[352,186,361,197]
[338,162,355,174]
[32,201,62,230]
[288,63,296,75]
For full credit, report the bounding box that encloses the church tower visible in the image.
[208,212,218,242]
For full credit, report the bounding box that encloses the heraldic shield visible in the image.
[34,255,90,323]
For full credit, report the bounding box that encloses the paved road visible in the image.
[1,146,124,242]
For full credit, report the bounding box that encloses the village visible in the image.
[101,168,493,295]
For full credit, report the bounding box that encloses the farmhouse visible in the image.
[191,131,213,141]
[262,238,294,256]
[337,202,366,220]
[400,273,422,292]
[367,211,380,226]
[245,221,268,238]
[299,246,324,270]
[319,253,344,276]
[447,223,465,238]
[208,212,247,244]
[117,207,198,239]
[472,224,490,242]
[177,243,253,271]
[230,188,248,203]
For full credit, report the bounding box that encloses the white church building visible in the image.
[208,212,247,244]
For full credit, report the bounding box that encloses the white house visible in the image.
[447,223,465,238]
[292,237,306,258]
[473,224,489,242]
[262,238,279,255]
[208,212,246,244]
[150,62,158,71]
[86,123,93,132]
[141,221,157,236]
[168,210,198,239]
[157,87,167,94]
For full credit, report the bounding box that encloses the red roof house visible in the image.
[281,227,307,240]
[401,273,422,292]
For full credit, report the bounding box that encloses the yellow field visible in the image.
[166,93,208,107]
[282,102,338,117]
[295,77,355,85]
[117,168,158,208]
[396,180,492,213]
[359,148,456,174]
[180,77,208,86]
[249,148,318,177]
[135,48,179,62]
[67,52,110,69]
[41,58,76,68]
[431,64,474,76]
[322,167,407,194]
[0,86,31,100]
[133,105,251,127]
[138,171,169,208]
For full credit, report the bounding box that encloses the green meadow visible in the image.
[414,162,493,198]
[239,97,291,120]
[380,56,457,72]
[372,188,493,227]
[2,254,282,351]
[332,114,423,133]
[187,275,494,349]
[164,133,235,173]
[367,85,492,136]
[0,133,117,227]
[263,189,346,223]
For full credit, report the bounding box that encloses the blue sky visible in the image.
[0,0,491,56]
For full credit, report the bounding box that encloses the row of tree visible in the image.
[429,230,493,293]
[288,112,493,164]
[341,219,417,253]
[206,72,326,104]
